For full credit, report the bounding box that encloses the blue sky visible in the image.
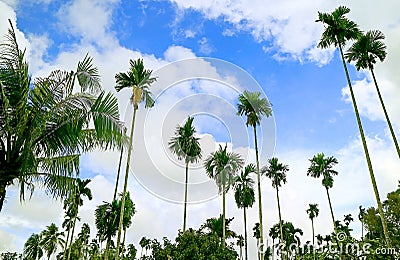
[1,0,399,258]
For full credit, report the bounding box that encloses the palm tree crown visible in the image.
[234,164,256,209]
[345,30,386,70]
[237,91,272,127]
[316,6,361,49]
[262,157,289,188]
[307,153,338,187]
[0,21,124,212]
[204,144,244,192]
[169,116,202,164]
[115,58,156,109]
[23,233,43,260]
[306,204,320,220]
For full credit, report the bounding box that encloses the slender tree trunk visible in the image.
[253,125,264,259]
[123,227,127,248]
[276,186,285,260]
[63,224,71,260]
[67,214,77,260]
[369,65,400,159]
[239,244,243,260]
[244,207,248,260]
[311,218,315,260]
[325,187,336,232]
[361,221,364,241]
[0,183,6,213]
[115,106,138,259]
[183,161,189,232]
[338,44,391,247]
[222,181,226,245]
[113,147,124,201]
[105,237,111,260]
[272,238,274,260]
[276,187,284,244]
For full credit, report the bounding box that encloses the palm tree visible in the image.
[262,157,289,246]
[78,223,90,259]
[253,223,261,260]
[139,237,150,257]
[234,164,256,260]
[200,214,237,241]
[204,144,244,245]
[40,223,64,260]
[66,178,92,260]
[114,58,156,258]
[0,20,124,212]
[237,90,272,259]
[358,205,366,240]
[62,200,78,260]
[306,204,319,251]
[307,153,338,232]
[95,199,120,259]
[316,6,391,247]
[236,235,244,260]
[23,233,43,260]
[169,116,202,232]
[269,224,280,260]
[346,30,400,159]
[281,221,303,257]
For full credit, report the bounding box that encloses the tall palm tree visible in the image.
[237,90,272,259]
[114,58,156,258]
[346,30,400,159]
[169,116,202,232]
[358,205,366,240]
[262,157,289,246]
[236,234,244,260]
[307,153,338,232]
[204,144,244,245]
[234,164,256,260]
[0,20,124,212]
[306,204,319,251]
[40,223,64,260]
[66,178,92,260]
[316,6,391,247]
[23,233,43,260]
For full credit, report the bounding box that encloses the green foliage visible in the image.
[145,228,238,260]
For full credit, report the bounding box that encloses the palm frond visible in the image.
[76,53,101,94]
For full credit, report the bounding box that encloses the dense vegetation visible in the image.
[0,5,399,260]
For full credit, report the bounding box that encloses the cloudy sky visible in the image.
[1,0,399,258]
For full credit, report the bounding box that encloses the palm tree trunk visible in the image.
[183,161,189,232]
[325,187,336,232]
[361,221,364,241]
[276,186,285,260]
[244,207,248,260]
[276,187,284,244]
[115,106,138,259]
[105,237,111,260]
[113,147,124,201]
[369,65,400,159]
[67,215,77,260]
[311,218,315,260]
[63,225,71,260]
[338,43,391,247]
[222,181,226,245]
[0,183,6,213]
[253,125,264,259]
